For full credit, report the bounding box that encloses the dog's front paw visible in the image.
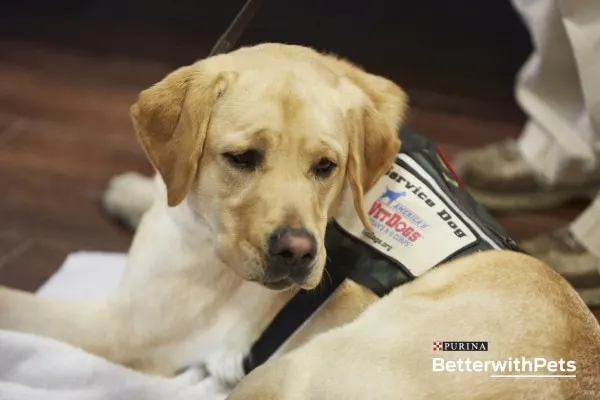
[173,364,209,385]
[102,171,155,229]
[205,352,246,389]
[174,375,231,400]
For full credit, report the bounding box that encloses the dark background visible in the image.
[2,0,594,318]
[0,0,531,117]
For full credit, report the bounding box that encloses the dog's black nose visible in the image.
[266,227,317,283]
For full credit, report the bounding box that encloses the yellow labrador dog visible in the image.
[0,43,598,399]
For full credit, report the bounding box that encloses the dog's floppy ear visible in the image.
[329,57,407,231]
[131,64,233,206]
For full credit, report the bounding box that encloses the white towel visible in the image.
[36,251,127,299]
[0,252,229,400]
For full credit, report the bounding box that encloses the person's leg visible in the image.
[567,194,600,305]
[514,0,599,182]
[452,0,600,305]
[560,0,600,141]
[521,193,600,306]
[562,0,600,273]
[519,0,600,306]
[571,195,600,261]
[452,0,600,211]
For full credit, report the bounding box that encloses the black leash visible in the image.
[243,262,348,374]
[208,0,266,57]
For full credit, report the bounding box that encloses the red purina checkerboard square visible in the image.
[433,341,443,352]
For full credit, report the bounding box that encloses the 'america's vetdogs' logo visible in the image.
[368,183,428,248]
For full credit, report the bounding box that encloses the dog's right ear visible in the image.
[326,57,406,232]
[131,64,234,207]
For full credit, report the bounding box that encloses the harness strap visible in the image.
[435,144,465,186]
[242,263,348,374]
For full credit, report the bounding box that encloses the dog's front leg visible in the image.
[175,367,231,400]
[0,286,131,362]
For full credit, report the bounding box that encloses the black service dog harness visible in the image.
[242,127,524,374]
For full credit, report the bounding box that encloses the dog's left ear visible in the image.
[327,57,407,231]
[131,63,235,206]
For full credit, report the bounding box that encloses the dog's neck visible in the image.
[119,197,294,306]
[113,198,295,377]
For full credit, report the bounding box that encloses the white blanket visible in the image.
[0,252,227,400]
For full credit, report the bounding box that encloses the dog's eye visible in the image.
[312,158,337,178]
[223,150,263,171]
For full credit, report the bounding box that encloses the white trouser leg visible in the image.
[517,120,591,184]
[558,0,600,261]
[511,0,600,182]
[571,194,600,261]
[512,0,600,261]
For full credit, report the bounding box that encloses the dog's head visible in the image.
[131,43,407,290]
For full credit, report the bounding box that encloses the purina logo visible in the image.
[433,341,489,352]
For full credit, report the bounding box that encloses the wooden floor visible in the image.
[0,36,597,320]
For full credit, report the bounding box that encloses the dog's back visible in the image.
[228,250,600,400]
